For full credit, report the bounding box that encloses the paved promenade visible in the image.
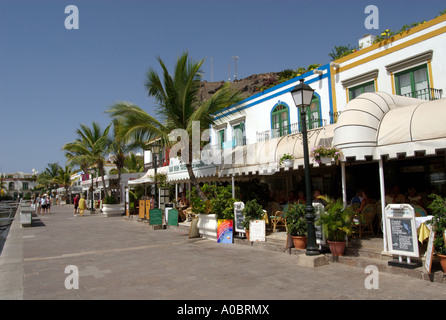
[1,205,445,302]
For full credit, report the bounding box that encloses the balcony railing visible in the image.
[400,87,443,101]
[256,119,327,142]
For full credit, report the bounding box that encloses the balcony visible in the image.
[256,118,327,142]
[400,86,443,100]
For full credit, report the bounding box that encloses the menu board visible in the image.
[149,208,163,226]
[384,204,419,258]
[249,220,265,242]
[167,209,178,226]
[233,202,245,233]
[389,218,414,252]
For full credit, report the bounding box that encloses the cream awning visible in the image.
[334,92,446,160]
[128,166,169,185]
[166,161,218,183]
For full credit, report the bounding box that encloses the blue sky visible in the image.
[0,0,443,174]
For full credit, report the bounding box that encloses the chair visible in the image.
[267,202,282,227]
[270,210,287,232]
[412,204,427,217]
[352,203,377,238]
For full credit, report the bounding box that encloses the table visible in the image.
[415,216,433,243]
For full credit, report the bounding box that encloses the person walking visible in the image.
[73,194,79,216]
[40,195,47,215]
[47,195,52,214]
[35,194,41,214]
[78,195,86,217]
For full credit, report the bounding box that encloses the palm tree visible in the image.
[53,165,73,203]
[107,52,242,201]
[123,153,145,173]
[108,118,141,202]
[62,122,111,198]
[36,162,61,191]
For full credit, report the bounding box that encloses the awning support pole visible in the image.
[232,175,235,198]
[341,162,347,208]
[379,158,388,253]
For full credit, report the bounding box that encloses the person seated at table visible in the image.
[275,190,287,206]
[296,190,306,204]
[179,193,190,221]
[385,186,406,204]
[407,187,423,206]
[355,189,375,213]
[287,191,296,204]
[350,188,364,205]
[312,189,327,206]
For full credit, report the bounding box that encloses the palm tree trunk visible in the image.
[117,167,122,203]
[185,162,208,202]
[99,166,108,198]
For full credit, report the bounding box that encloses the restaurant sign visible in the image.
[384,204,419,258]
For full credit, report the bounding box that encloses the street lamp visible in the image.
[151,142,161,209]
[290,79,319,256]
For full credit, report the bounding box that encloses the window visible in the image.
[271,104,289,137]
[395,64,429,99]
[232,122,245,147]
[218,129,225,149]
[308,96,322,129]
[349,81,375,100]
[22,182,28,190]
[297,95,322,132]
[8,182,14,190]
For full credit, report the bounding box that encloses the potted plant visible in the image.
[427,194,446,272]
[285,202,307,249]
[242,199,265,240]
[190,184,220,241]
[101,195,125,217]
[310,146,343,165]
[279,153,295,168]
[316,196,355,256]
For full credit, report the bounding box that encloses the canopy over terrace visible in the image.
[166,161,219,183]
[334,92,446,160]
[127,166,169,185]
[333,91,446,252]
[218,124,336,178]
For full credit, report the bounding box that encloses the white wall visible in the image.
[333,16,446,111]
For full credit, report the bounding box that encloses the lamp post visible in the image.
[151,143,161,209]
[290,79,319,256]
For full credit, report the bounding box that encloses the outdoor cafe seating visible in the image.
[268,202,287,232]
[352,203,377,238]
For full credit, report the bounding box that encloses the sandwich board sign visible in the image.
[384,204,419,266]
[233,202,245,234]
[424,224,436,274]
[217,219,233,244]
[149,208,163,226]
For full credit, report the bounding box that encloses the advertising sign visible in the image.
[217,219,233,244]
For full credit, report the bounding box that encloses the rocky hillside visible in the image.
[198,72,280,102]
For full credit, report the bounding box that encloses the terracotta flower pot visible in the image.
[291,236,307,249]
[327,240,346,257]
[438,254,446,273]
